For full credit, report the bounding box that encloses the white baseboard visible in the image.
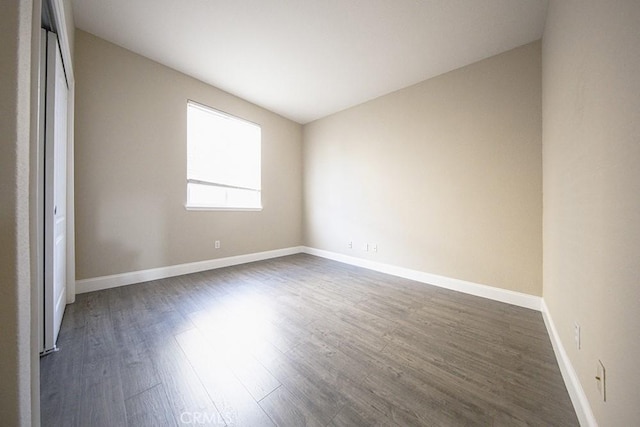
[77,245,542,309]
[541,301,597,427]
[302,246,542,311]
[75,246,304,294]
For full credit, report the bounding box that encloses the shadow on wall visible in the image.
[76,192,172,280]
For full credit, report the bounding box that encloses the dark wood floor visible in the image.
[41,254,578,426]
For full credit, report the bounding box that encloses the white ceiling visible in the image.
[72,0,548,124]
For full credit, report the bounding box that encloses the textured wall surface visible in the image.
[543,1,640,424]
[0,0,34,425]
[74,30,303,280]
[304,42,542,296]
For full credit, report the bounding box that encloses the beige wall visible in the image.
[0,0,35,425]
[61,0,74,59]
[304,41,542,296]
[29,1,43,424]
[74,30,303,280]
[542,1,640,424]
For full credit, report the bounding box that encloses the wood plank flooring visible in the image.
[41,254,578,426]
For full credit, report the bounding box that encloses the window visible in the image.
[186,101,261,210]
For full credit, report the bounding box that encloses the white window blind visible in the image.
[187,101,261,209]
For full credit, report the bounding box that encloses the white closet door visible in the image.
[43,30,68,352]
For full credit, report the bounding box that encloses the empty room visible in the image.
[2,0,639,426]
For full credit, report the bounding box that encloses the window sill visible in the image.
[185,205,263,212]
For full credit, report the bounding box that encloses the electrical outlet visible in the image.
[215,240,221,249]
[574,323,581,349]
[372,244,378,252]
[596,360,606,401]
[348,241,353,249]
[363,243,369,252]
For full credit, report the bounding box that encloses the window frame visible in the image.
[185,100,263,211]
